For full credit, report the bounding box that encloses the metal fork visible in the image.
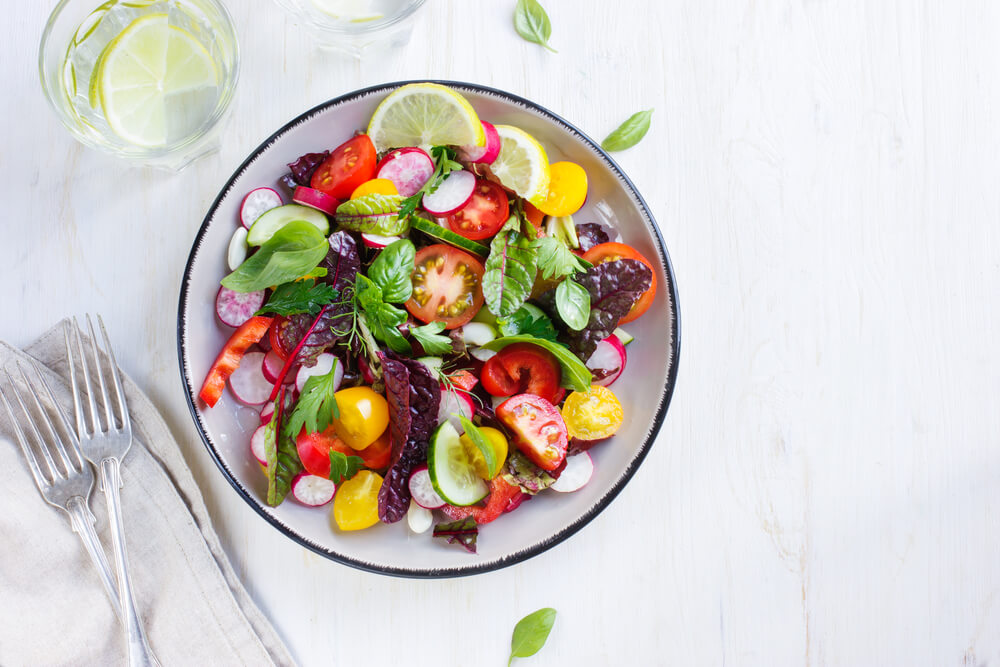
[67,316,159,667]
[0,361,122,619]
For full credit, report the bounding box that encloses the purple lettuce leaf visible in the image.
[432,517,478,553]
[287,151,329,186]
[502,451,557,495]
[575,223,610,252]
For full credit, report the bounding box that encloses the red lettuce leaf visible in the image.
[432,517,478,553]
[287,151,329,185]
[575,222,610,252]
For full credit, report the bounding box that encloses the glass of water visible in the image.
[273,0,428,58]
[39,0,239,170]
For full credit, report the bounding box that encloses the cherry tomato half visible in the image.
[333,470,382,531]
[440,475,524,524]
[495,394,568,471]
[405,244,485,329]
[310,134,377,200]
[536,161,588,217]
[445,180,509,240]
[581,242,658,324]
[296,425,392,477]
[331,386,389,450]
[480,343,562,403]
[268,316,293,360]
[350,178,398,200]
[561,385,624,441]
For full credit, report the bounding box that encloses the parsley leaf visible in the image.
[256,278,338,317]
[328,449,364,485]
[532,236,592,280]
[283,360,341,438]
[410,320,454,355]
[498,306,559,342]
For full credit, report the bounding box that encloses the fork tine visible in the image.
[4,368,62,480]
[72,317,100,436]
[96,315,129,434]
[17,362,74,478]
[31,359,87,473]
[0,382,50,489]
[64,322,87,441]
[85,314,116,433]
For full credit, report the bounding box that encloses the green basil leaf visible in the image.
[483,217,537,318]
[410,320,454,356]
[483,335,591,392]
[222,221,329,293]
[508,607,557,665]
[458,414,500,478]
[555,278,591,331]
[368,239,415,303]
[601,109,654,152]
[328,449,364,485]
[335,193,409,235]
[354,274,384,311]
[513,0,557,53]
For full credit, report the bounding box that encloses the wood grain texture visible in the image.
[3,0,1000,665]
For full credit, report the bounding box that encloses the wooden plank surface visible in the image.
[2,0,999,664]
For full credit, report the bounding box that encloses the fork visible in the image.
[0,361,122,619]
[67,316,159,667]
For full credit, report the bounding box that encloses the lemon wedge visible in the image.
[367,83,485,153]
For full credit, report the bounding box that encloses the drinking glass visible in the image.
[273,0,427,58]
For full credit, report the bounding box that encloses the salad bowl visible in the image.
[178,81,680,577]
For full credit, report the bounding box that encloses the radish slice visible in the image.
[229,351,271,405]
[259,402,275,425]
[250,425,269,465]
[459,121,501,164]
[293,186,340,215]
[438,385,475,431]
[586,334,627,387]
[361,233,401,249]
[262,350,294,384]
[376,147,434,197]
[291,472,336,507]
[408,464,446,509]
[295,353,341,393]
[227,227,248,271]
[406,502,433,533]
[240,187,282,229]
[216,286,265,328]
[422,170,475,215]
[551,452,594,492]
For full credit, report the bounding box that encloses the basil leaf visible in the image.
[355,276,412,354]
[256,278,338,316]
[222,221,329,292]
[368,239,415,303]
[410,320,454,356]
[483,217,537,318]
[601,109,654,152]
[484,335,591,392]
[555,278,590,331]
[508,608,557,666]
[513,0,557,53]
[335,193,409,235]
[328,450,364,485]
[458,415,500,478]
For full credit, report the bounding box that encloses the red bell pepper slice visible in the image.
[198,316,273,407]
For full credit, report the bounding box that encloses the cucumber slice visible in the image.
[461,322,497,346]
[417,356,444,374]
[613,327,634,345]
[247,204,330,246]
[428,422,489,506]
[410,215,489,257]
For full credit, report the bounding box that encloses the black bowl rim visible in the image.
[177,79,681,578]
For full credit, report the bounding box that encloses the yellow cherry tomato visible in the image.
[331,386,389,450]
[561,385,623,440]
[332,470,383,531]
[460,426,509,479]
[536,161,588,217]
[350,178,399,200]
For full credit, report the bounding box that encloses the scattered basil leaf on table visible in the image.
[410,320,454,356]
[508,607,557,666]
[483,216,538,318]
[457,415,500,478]
[601,109,654,152]
[283,360,342,439]
[256,278,337,316]
[483,335,591,392]
[555,278,591,331]
[328,450,364,485]
[367,238,415,303]
[513,0,557,53]
[221,220,329,293]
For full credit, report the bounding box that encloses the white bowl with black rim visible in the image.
[177,81,680,578]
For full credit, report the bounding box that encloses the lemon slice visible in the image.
[98,13,218,147]
[367,83,485,153]
[490,125,551,206]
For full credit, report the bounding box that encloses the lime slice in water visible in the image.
[98,13,218,148]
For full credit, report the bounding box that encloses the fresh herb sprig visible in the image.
[256,278,338,317]
[531,236,592,331]
[398,146,463,220]
[410,320,454,355]
[508,608,557,665]
[283,361,342,438]
[328,450,364,485]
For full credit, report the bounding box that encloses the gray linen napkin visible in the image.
[0,322,295,666]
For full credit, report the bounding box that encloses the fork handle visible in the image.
[100,457,161,667]
[66,496,122,621]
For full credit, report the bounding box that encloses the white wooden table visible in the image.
[4,1,1000,664]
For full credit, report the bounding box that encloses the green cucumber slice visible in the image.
[247,204,330,246]
[417,356,444,374]
[460,322,497,346]
[613,327,634,345]
[410,216,489,257]
[428,422,489,506]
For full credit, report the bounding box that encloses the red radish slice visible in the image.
[408,464,446,509]
[551,452,594,492]
[262,350,294,384]
[216,286,265,328]
[291,472,336,507]
[438,385,475,431]
[586,334,627,387]
[459,121,501,164]
[229,351,271,405]
[250,425,269,465]
[295,353,341,393]
[421,170,475,215]
[406,503,433,533]
[361,233,401,249]
[240,187,282,229]
[259,402,275,425]
[293,186,340,215]
[376,147,434,196]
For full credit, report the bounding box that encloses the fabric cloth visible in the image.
[0,321,295,666]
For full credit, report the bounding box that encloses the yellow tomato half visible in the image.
[351,178,399,199]
[561,385,623,440]
[333,470,383,531]
[331,386,389,450]
[460,426,509,479]
[536,161,588,217]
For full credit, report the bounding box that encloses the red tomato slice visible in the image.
[295,425,391,477]
[480,343,562,403]
[268,316,293,361]
[445,180,509,240]
[581,242,658,324]
[440,475,525,524]
[495,394,568,471]
[198,316,273,407]
[405,244,485,329]
[310,135,377,200]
